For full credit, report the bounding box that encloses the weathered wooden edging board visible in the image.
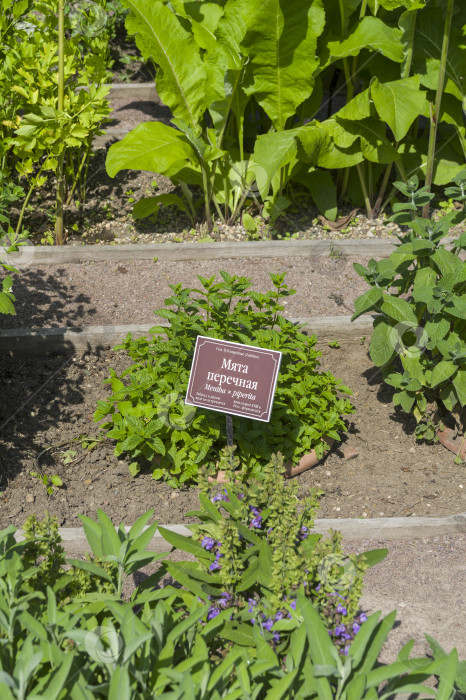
[0,315,375,356]
[14,513,466,555]
[3,238,399,265]
[107,82,158,101]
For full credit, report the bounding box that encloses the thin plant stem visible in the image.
[201,166,213,233]
[422,0,454,218]
[356,162,372,218]
[401,9,418,79]
[373,162,393,217]
[15,179,36,235]
[338,0,354,102]
[55,0,65,245]
[65,147,89,206]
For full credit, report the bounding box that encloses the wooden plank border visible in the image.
[3,238,399,265]
[0,315,375,356]
[13,513,466,555]
[107,82,158,101]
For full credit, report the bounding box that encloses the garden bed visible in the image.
[1,341,464,529]
[0,253,375,330]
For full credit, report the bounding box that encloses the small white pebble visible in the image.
[362,512,368,517]
[335,507,340,512]
[379,513,384,516]
[459,484,463,489]
[325,470,331,476]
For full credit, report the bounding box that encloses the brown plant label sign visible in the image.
[185,336,282,422]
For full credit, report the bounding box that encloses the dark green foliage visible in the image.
[95,271,354,486]
[352,173,466,443]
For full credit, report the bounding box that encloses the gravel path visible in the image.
[123,535,466,664]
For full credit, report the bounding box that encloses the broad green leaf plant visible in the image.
[95,271,354,486]
[352,172,466,445]
[106,0,465,228]
[0,505,461,698]
[0,0,112,242]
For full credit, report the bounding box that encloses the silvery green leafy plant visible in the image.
[0,513,255,698]
[160,449,387,657]
[352,173,466,444]
[0,510,461,698]
[95,271,354,486]
[106,0,465,226]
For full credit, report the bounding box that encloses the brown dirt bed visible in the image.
[0,342,464,530]
[1,255,370,329]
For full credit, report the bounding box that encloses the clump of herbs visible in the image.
[160,449,385,657]
[352,173,466,444]
[95,271,354,486]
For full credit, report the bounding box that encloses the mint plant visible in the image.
[95,271,354,486]
[352,174,466,444]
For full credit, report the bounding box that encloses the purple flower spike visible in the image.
[337,605,348,616]
[275,611,284,621]
[359,613,368,623]
[202,536,216,550]
[207,606,220,620]
[218,592,232,608]
[272,632,280,643]
[251,516,262,528]
[352,622,360,634]
[262,619,274,632]
[290,599,297,611]
[209,561,220,571]
[344,646,350,656]
[250,506,261,517]
[315,583,321,592]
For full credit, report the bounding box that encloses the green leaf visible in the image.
[370,320,396,367]
[380,294,418,325]
[123,0,207,123]
[66,559,113,582]
[325,16,404,64]
[297,169,337,220]
[371,76,426,141]
[242,0,325,130]
[432,248,463,276]
[430,360,457,388]
[333,87,372,121]
[157,526,207,558]
[360,548,388,568]
[253,129,298,198]
[452,369,466,407]
[410,6,466,101]
[0,292,15,315]
[351,287,383,320]
[106,122,194,178]
[132,193,188,219]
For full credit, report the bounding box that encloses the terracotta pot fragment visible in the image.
[285,437,335,478]
[436,427,466,461]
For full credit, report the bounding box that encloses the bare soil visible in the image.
[0,254,371,329]
[0,340,464,529]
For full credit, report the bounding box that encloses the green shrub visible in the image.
[0,0,111,238]
[352,173,466,443]
[107,0,466,227]
[95,271,354,486]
